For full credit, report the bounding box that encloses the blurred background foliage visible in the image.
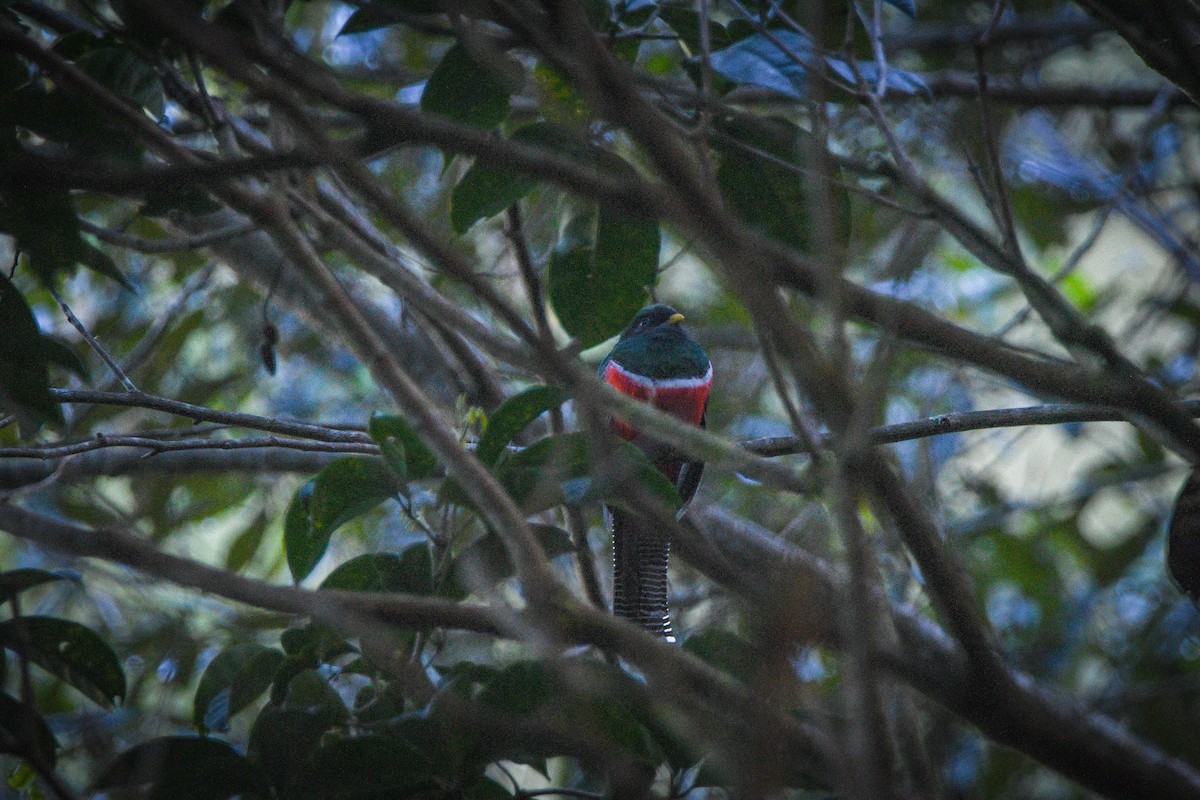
[2,0,1200,798]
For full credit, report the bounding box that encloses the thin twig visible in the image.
[974,0,1021,257]
[49,288,138,392]
[49,388,368,441]
[77,217,254,253]
[505,204,608,613]
[0,434,378,460]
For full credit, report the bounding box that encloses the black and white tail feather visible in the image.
[607,453,704,643]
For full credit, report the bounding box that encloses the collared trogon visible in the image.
[599,304,712,641]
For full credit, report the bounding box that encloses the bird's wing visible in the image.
[674,406,706,511]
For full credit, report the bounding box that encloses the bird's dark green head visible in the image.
[604,304,709,380]
[619,304,686,340]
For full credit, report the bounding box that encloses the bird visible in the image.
[1167,467,1200,603]
[599,304,712,641]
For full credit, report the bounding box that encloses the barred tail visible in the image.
[610,507,675,642]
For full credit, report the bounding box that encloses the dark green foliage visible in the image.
[0,187,131,288]
[0,616,126,708]
[73,46,164,117]
[91,736,270,800]
[0,274,61,430]
[225,512,270,572]
[683,628,758,684]
[287,735,437,799]
[449,524,573,595]
[319,545,434,595]
[368,412,437,481]
[193,643,285,733]
[475,385,564,466]
[548,207,661,348]
[6,2,1200,798]
[0,568,79,603]
[656,6,733,52]
[442,431,681,515]
[450,122,590,233]
[0,691,58,767]
[285,458,402,582]
[338,0,443,35]
[421,44,512,130]
[714,117,851,256]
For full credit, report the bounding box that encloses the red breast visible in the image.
[603,360,711,442]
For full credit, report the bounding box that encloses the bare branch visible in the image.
[78,217,254,253]
[51,389,372,443]
[0,434,377,461]
[0,501,504,634]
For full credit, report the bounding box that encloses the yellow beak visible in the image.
[667,313,685,324]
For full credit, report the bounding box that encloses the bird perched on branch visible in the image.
[1168,467,1200,603]
[600,305,712,641]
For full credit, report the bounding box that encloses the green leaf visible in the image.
[0,616,125,708]
[657,7,731,52]
[368,412,436,480]
[0,186,133,288]
[225,512,269,572]
[192,644,285,733]
[39,335,89,381]
[284,735,437,800]
[476,385,564,466]
[311,457,401,533]
[320,545,434,595]
[0,50,29,95]
[337,7,398,35]
[450,524,573,594]
[0,568,79,603]
[464,777,513,800]
[479,660,560,715]
[285,458,401,582]
[548,206,661,348]
[279,623,355,662]
[2,67,143,161]
[283,479,319,581]
[280,669,348,725]
[421,44,511,130]
[91,736,270,800]
[715,116,850,255]
[248,706,334,793]
[74,46,164,118]
[81,242,133,288]
[683,628,757,684]
[495,433,681,514]
[0,272,62,430]
[494,432,591,512]
[449,122,590,233]
[0,691,58,767]
[709,30,929,100]
[338,0,440,34]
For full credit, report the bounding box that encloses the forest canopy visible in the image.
[3,0,1200,798]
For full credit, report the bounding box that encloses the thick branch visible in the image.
[0,502,503,634]
[681,505,1200,800]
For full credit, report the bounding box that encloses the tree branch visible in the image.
[0,502,504,634]
[681,505,1200,800]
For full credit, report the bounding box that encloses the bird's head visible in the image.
[619,304,687,341]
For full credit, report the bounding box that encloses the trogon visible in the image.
[599,304,712,641]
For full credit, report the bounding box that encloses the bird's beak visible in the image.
[668,313,685,324]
